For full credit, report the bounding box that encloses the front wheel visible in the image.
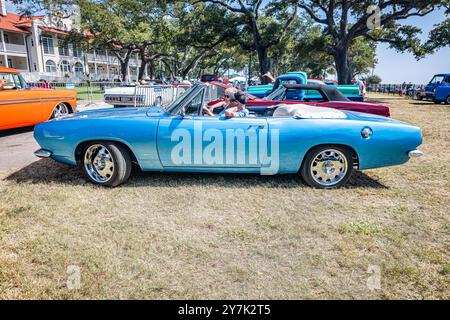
[446,96,450,105]
[300,146,354,189]
[81,141,132,187]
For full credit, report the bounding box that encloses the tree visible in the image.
[365,74,382,85]
[196,0,298,84]
[425,5,450,52]
[160,1,239,80]
[297,0,448,84]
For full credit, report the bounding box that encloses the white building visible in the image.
[0,1,143,82]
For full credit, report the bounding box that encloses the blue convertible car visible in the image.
[34,82,423,189]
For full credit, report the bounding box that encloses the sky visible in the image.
[5,1,449,84]
[374,8,450,84]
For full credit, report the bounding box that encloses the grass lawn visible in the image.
[53,85,105,101]
[0,94,449,299]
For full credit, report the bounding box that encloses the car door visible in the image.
[0,72,44,129]
[156,86,268,170]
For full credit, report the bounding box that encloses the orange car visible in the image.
[0,66,77,130]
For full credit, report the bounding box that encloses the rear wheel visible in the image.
[446,96,450,105]
[81,141,132,187]
[301,145,354,189]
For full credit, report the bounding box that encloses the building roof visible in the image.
[39,26,69,36]
[0,12,32,34]
[0,66,20,74]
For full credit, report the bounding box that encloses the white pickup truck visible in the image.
[104,83,191,107]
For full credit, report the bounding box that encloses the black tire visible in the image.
[446,96,450,105]
[433,100,441,104]
[81,141,132,187]
[300,145,354,189]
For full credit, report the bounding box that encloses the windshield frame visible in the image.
[164,82,207,115]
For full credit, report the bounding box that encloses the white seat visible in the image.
[272,104,347,119]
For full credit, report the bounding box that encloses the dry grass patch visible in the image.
[0,94,449,299]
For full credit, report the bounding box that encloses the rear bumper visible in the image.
[408,150,423,158]
[34,149,52,158]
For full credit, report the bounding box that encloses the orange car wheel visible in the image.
[51,103,70,119]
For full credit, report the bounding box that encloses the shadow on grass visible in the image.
[5,158,388,189]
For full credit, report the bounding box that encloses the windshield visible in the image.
[0,72,28,90]
[164,83,205,114]
[264,86,286,101]
[430,75,444,84]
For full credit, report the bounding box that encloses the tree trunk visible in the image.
[149,60,155,79]
[333,47,353,84]
[257,47,272,84]
[138,59,148,80]
[113,49,133,82]
[120,61,128,82]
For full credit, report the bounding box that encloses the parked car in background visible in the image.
[247,72,364,101]
[200,74,219,82]
[0,66,77,130]
[34,82,422,189]
[209,81,390,117]
[104,83,191,107]
[418,73,450,104]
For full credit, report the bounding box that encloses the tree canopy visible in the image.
[12,0,450,83]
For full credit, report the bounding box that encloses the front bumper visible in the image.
[34,149,53,158]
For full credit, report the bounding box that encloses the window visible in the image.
[430,75,444,84]
[45,60,57,73]
[31,39,34,46]
[73,43,82,57]
[0,72,27,90]
[42,36,54,54]
[58,39,69,56]
[3,34,9,43]
[95,49,105,56]
[60,60,71,72]
[74,62,83,74]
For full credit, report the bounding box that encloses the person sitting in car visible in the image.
[203,87,237,116]
[220,90,249,118]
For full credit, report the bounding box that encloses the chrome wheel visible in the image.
[52,103,69,118]
[84,144,115,183]
[310,149,348,187]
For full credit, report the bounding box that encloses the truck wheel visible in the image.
[446,96,450,105]
[81,141,132,187]
[433,99,442,104]
[300,145,354,189]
